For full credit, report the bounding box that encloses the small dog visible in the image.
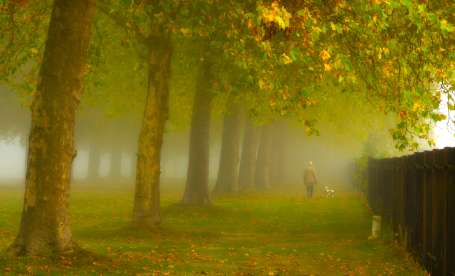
[324,186,335,198]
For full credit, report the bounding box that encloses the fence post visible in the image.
[399,157,408,246]
[391,158,398,235]
[414,152,425,261]
[368,157,376,214]
[446,148,455,276]
[422,151,433,270]
[429,149,445,275]
[383,159,391,225]
[405,155,415,252]
[377,159,384,218]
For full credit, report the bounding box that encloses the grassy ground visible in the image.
[0,183,424,275]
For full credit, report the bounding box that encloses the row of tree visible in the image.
[0,0,453,257]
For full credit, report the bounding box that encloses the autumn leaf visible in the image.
[281,53,292,64]
[320,50,331,61]
[324,63,332,71]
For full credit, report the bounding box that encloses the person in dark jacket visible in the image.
[303,161,318,198]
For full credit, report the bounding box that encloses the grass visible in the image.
[0,183,424,275]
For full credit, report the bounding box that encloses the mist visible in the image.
[1,84,401,193]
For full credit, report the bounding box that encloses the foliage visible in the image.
[0,0,454,150]
[0,0,51,103]
[240,0,454,149]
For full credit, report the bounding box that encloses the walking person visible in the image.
[303,161,318,198]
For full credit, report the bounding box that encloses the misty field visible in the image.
[0,184,423,275]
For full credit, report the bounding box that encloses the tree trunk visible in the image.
[87,146,100,181]
[9,0,95,256]
[133,31,172,228]
[270,121,287,186]
[238,117,260,191]
[182,58,213,205]
[255,125,273,190]
[213,103,243,195]
[110,147,123,180]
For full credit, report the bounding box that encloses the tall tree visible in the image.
[182,54,213,205]
[255,124,273,190]
[213,102,243,195]
[133,28,172,228]
[238,116,260,191]
[96,1,175,227]
[8,0,96,256]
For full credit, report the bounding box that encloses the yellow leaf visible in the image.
[320,50,331,61]
[324,63,332,71]
[281,53,292,64]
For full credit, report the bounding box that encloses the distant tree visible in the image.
[0,89,30,144]
[238,115,260,191]
[182,51,214,205]
[270,121,288,186]
[255,124,273,190]
[213,101,243,195]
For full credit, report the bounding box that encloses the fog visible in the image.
[1,84,451,192]
[0,90,380,192]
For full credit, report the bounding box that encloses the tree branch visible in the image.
[97,0,149,45]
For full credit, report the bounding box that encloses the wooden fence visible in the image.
[368,148,455,276]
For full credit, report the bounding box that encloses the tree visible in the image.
[213,102,243,195]
[244,1,454,150]
[238,115,260,191]
[95,0,176,226]
[8,0,96,256]
[182,53,214,205]
[133,27,173,227]
[270,121,288,186]
[255,124,273,190]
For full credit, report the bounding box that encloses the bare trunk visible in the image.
[9,0,95,256]
[213,103,243,195]
[182,58,213,205]
[87,146,100,181]
[238,117,260,191]
[255,125,273,190]
[133,31,172,228]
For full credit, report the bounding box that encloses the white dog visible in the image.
[324,186,335,198]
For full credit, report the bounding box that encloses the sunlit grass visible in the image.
[0,183,424,275]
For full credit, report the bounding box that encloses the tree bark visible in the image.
[213,103,243,195]
[255,125,273,190]
[133,30,172,228]
[87,146,100,181]
[182,57,213,205]
[9,0,96,256]
[238,117,260,191]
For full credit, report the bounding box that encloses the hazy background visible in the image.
[1,85,453,190]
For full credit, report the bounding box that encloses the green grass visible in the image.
[0,184,424,275]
